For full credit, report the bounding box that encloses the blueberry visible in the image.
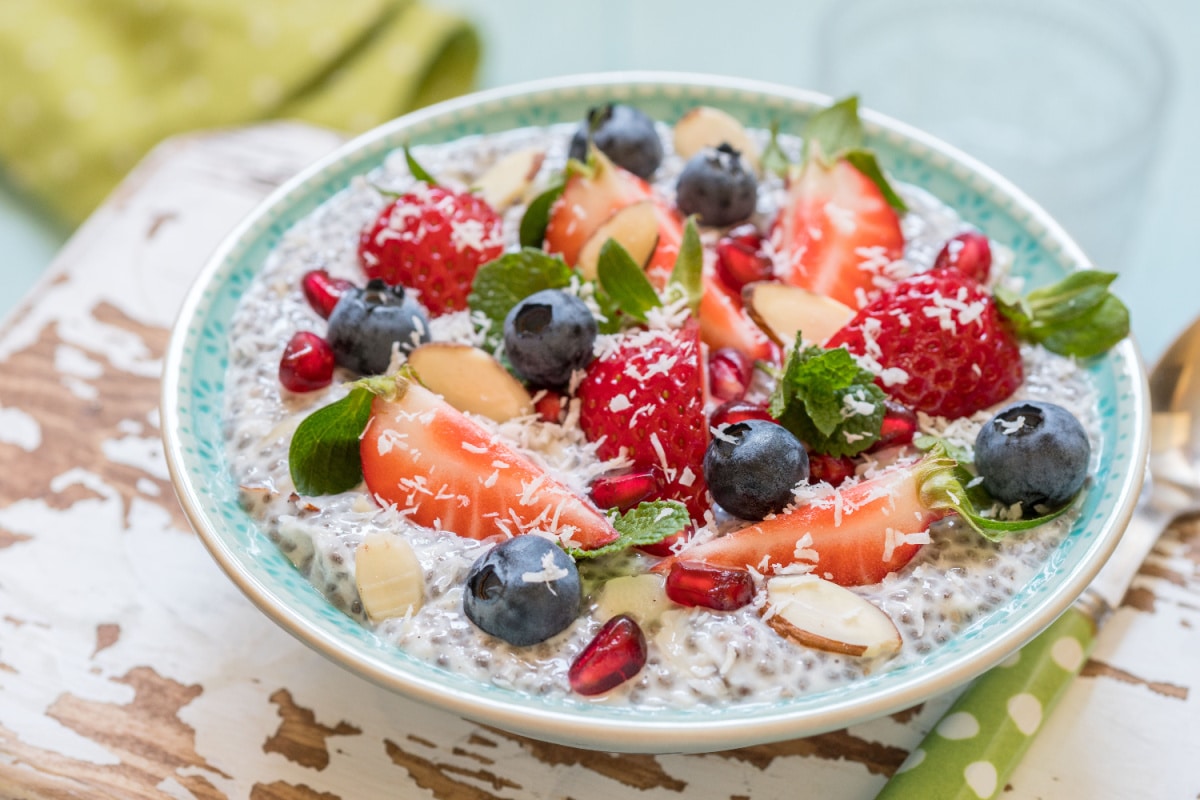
[326,279,429,375]
[462,535,581,647]
[974,401,1091,510]
[568,103,663,179]
[675,144,758,227]
[704,420,809,520]
[503,289,597,388]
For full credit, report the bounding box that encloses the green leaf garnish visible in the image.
[567,500,690,559]
[519,180,565,248]
[843,149,908,213]
[768,337,886,457]
[995,270,1130,358]
[917,442,1076,542]
[404,145,438,185]
[596,239,662,323]
[760,119,791,178]
[799,96,906,212]
[467,248,574,341]
[665,216,703,312]
[288,388,375,496]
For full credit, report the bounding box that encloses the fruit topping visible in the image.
[872,400,919,451]
[707,346,752,402]
[358,184,503,316]
[355,532,424,621]
[698,269,777,363]
[676,144,758,227]
[360,377,619,550]
[826,269,1023,420]
[301,269,353,319]
[933,230,992,284]
[279,331,336,393]
[503,288,598,388]
[673,106,760,172]
[533,389,568,423]
[714,224,774,290]
[742,281,855,347]
[974,400,1090,510]
[595,574,671,625]
[590,470,658,513]
[462,535,582,647]
[577,325,710,521]
[568,103,663,179]
[710,399,775,429]
[806,453,857,487]
[406,343,534,422]
[575,200,660,280]
[568,615,648,695]
[704,419,809,520]
[664,561,755,611]
[473,146,545,211]
[762,574,901,658]
[327,280,430,376]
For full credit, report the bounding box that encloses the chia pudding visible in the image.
[222,106,1105,710]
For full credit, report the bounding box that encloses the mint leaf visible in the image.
[288,388,375,495]
[404,145,438,185]
[519,180,564,248]
[917,442,1076,542]
[597,239,661,322]
[567,500,690,559]
[996,270,1130,358]
[769,339,886,457]
[802,96,865,165]
[760,120,791,178]
[666,216,703,312]
[843,149,907,213]
[468,249,574,341]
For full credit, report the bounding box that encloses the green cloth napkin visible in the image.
[0,0,480,225]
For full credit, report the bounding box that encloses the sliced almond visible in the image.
[407,343,534,422]
[743,282,856,347]
[474,147,546,211]
[761,574,901,658]
[355,533,424,622]
[575,200,660,280]
[595,573,672,625]
[674,106,760,172]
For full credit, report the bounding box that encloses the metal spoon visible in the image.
[877,316,1200,800]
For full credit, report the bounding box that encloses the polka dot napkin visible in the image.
[0,0,479,225]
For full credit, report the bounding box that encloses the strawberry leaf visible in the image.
[769,338,885,457]
[468,248,574,343]
[404,145,438,185]
[519,180,565,248]
[666,216,703,312]
[567,500,689,559]
[760,119,792,178]
[597,239,662,323]
[843,149,908,213]
[802,96,865,165]
[288,387,375,495]
[996,270,1130,358]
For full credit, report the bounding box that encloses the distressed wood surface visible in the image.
[0,123,1197,800]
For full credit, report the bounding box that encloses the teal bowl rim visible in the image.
[161,71,1148,754]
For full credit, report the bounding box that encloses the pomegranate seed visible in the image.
[808,453,857,487]
[871,400,918,452]
[710,399,775,428]
[933,231,992,284]
[568,615,648,696]
[279,331,336,392]
[302,269,354,319]
[534,390,568,424]
[708,347,752,402]
[715,224,774,291]
[665,561,755,611]
[590,470,657,512]
[637,524,692,557]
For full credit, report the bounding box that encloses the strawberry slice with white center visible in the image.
[361,377,618,551]
[770,96,907,311]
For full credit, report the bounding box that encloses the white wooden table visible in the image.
[0,124,1196,799]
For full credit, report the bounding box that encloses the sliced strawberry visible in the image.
[576,324,709,522]
[773,158,904,310]
[361,380,618,550]
[654,461,948,586]
[698,270,777,364]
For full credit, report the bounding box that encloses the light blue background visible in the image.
[1,0,1193,361]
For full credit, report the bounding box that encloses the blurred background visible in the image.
[0,0,1191,359]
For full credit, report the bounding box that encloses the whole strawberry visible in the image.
[358,185,503,316]
[826,269,1022,419]
[577,324,709,521]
